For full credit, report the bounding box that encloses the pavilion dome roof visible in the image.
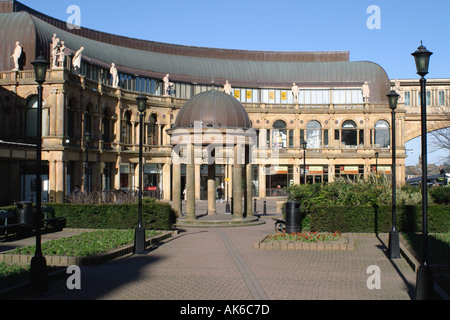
[174,89,251,129]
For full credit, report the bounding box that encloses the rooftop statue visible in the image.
[110,62,119,88]
[224,80,232,94]
[11,41,22,71]
[72,46,84,72]
[291,83,299,103]
[51,34,60,68]
[58,41,66,67]
[362,81,370,103]
[163,74,173,96]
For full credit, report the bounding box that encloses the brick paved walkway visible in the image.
[6,199,420,301]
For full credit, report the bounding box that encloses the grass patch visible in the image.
[8,229,161,258]
[0,262,30,290]
[401,232,450,265]
[0,229,161,292]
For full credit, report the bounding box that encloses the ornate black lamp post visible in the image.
[387,90,400,259]
[301,140,307,185]
[135,94,148,254]
[84,131,91,194]
[30,55,49,296]
[412,41,434,300]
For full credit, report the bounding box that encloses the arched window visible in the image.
[147,114,158,145]
[341,120,357,146]
[67,98,77,139]
[84,102,93,138]
[121,110,132,144]
[374,120,390,148]
[102,107,112,143]
[271,120,287,148]
[306,120,322,149]
[25,96,38,138]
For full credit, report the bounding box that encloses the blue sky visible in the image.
[17,0,450,165]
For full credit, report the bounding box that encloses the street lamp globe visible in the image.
[300,140,307,150]
[411,42,433,77]
[136,94,148,113]
[387,90,399,110]
[31,56,49,84]
[84,131,91,143]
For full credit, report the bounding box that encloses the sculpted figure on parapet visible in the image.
[163,74,173,96]
[291,82,299,103]
[110,63,119,88]
[73,47,84,72]
[11,41,22,70]
[362,81,370,102]
[224,80,232,94]
[58,41,66,67]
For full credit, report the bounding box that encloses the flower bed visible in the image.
[254,231,354,251]
[265,231,342,243]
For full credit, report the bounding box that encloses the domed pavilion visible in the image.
[167,89,261,227]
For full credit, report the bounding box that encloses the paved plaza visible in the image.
[4,199,444,303]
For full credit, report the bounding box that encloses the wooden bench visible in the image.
[272,216,286,232]
[0,210,24,239]
[41,206,66,229]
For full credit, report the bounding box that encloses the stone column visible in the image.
[293,163,300,185]
[186,143,196,220]
[233,144,243,220]
[259,164,266,198]
[56,159,65,203]
[246,161,253,217]
[207,163,217,215]
[195,163,201,200]
[171,149,181,217]
[162,163,171,201]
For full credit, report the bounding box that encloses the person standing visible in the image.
[217,185,224,203]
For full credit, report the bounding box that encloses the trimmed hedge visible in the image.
[46,201,176,230]
[310,205,450,233]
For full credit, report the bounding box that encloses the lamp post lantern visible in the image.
[30,55,49,296]
[84,131,91,194]
[387,90,400,259]
[135,94,148,254]
[301,140,307,185]
[412,42,434,300]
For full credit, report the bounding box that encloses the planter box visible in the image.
[255,234,354,251]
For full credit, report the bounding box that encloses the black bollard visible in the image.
[254,198,257,214]
[231,197,233,215]
[263,200,266,216]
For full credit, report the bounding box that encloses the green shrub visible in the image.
[47,199,176,230]
[429,187,450,205]
[309,205,449,233]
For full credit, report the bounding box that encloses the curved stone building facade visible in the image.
[0,0,418,206]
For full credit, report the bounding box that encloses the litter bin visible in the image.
[285,201,302,233]
[16,201,34,226]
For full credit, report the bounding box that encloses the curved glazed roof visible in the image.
[0,4,391,103]
[174,89,251,129]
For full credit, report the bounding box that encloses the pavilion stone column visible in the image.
[245,144,253,217]
[233,143,243,220]
[207,163,217,215]
[207,148,217,215]
[186,143,196,220]
[171,149,181,217]
[246,164,253,217]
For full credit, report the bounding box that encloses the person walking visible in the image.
[217,185,224,204]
